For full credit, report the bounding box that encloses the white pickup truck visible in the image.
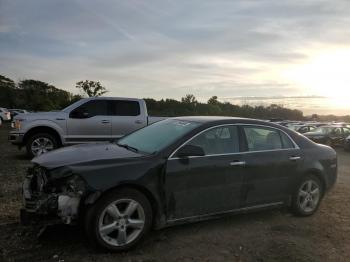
[9,97,166,157]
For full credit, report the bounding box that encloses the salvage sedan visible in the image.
[304,125,350,147]
[20,117,337,251]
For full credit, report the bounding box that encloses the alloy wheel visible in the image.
[298,180,320,213]
[98,199,145,247]
[31,137,54,156]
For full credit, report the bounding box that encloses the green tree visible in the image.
[0,75,17,108]
[208,96,219,105]
[181,94,197,104]
[17,79,77,111]
[76,80,108,97]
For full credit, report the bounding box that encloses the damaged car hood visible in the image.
[32,143,143,169]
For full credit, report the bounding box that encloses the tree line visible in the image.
[2,73,344,121]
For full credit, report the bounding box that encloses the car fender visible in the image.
[23,119,66,143]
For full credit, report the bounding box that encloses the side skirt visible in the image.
[164,201,285,228]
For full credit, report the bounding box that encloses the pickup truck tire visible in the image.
[84,188,153,252]
[26,133,58,158]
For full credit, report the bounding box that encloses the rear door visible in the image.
[240,125,301,207]
[341,128,350,145]
[329,127,343,146]
[165,125,245,220]
[109,100,146,139]
[66,99,111,143]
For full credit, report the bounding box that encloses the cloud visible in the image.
[1,0,350,114]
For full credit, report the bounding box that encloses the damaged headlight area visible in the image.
[21,165,87,225]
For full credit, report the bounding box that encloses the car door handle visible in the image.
[230,161,246,166]
[289,156,301,161]
[101,120,110,124]
[135,120,143,124]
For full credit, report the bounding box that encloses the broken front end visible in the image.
[20,165,86,225]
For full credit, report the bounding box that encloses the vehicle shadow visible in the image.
[36,208,289,253]
[13,154,31,161]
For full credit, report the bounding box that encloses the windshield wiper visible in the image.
[117,143,139,153]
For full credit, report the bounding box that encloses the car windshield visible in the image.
[116,119,200,154]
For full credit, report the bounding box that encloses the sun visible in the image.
[283,49,350,100]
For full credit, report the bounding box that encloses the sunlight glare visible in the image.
[284,49,350,101]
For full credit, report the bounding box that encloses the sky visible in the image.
[1,0,350,115]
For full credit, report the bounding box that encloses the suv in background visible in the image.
[9,97,166,157]
[0,107,11,122]
[8,109,29,120]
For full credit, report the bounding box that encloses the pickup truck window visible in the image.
[70,100,109,118]
[110,100,140,116]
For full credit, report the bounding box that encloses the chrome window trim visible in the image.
[168,123,300,160]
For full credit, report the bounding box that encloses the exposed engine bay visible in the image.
[21,165,85,225]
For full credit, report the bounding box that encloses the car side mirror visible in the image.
[176,145,205,158]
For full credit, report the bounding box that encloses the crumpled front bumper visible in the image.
[21,175,81,225]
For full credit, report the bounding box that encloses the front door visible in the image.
[66,99,111,143]
[240,125,301,207]
[165,125,245,220]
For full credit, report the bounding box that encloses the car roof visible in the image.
[320,125,344,128]
[172,116,272,125]
[84,97,143,101]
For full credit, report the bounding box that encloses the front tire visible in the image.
[292,175,323,216]
[26,133,58,158]
[84,188,153,252]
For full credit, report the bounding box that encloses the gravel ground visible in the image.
[1,122,350,262]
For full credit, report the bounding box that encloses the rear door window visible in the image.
[110,100,140,116]
[343,128,350,136]
[243,126,294,151]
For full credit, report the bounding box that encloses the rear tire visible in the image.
[26,133,58,158]
[84,188,153,252]
[292,175,323,216]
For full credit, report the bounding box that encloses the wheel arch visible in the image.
[83,183,162,228]
[23,126,62,146]
[302,168,327,195]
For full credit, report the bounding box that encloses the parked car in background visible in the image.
[20,117,337,251]
[294,125,317,134]
[345,135,350,151]
[8,109,29,120]
[0,107,11,122]
[304,125,350,147]
[9,97,166,157]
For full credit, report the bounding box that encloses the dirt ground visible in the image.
[0,122,350,262]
